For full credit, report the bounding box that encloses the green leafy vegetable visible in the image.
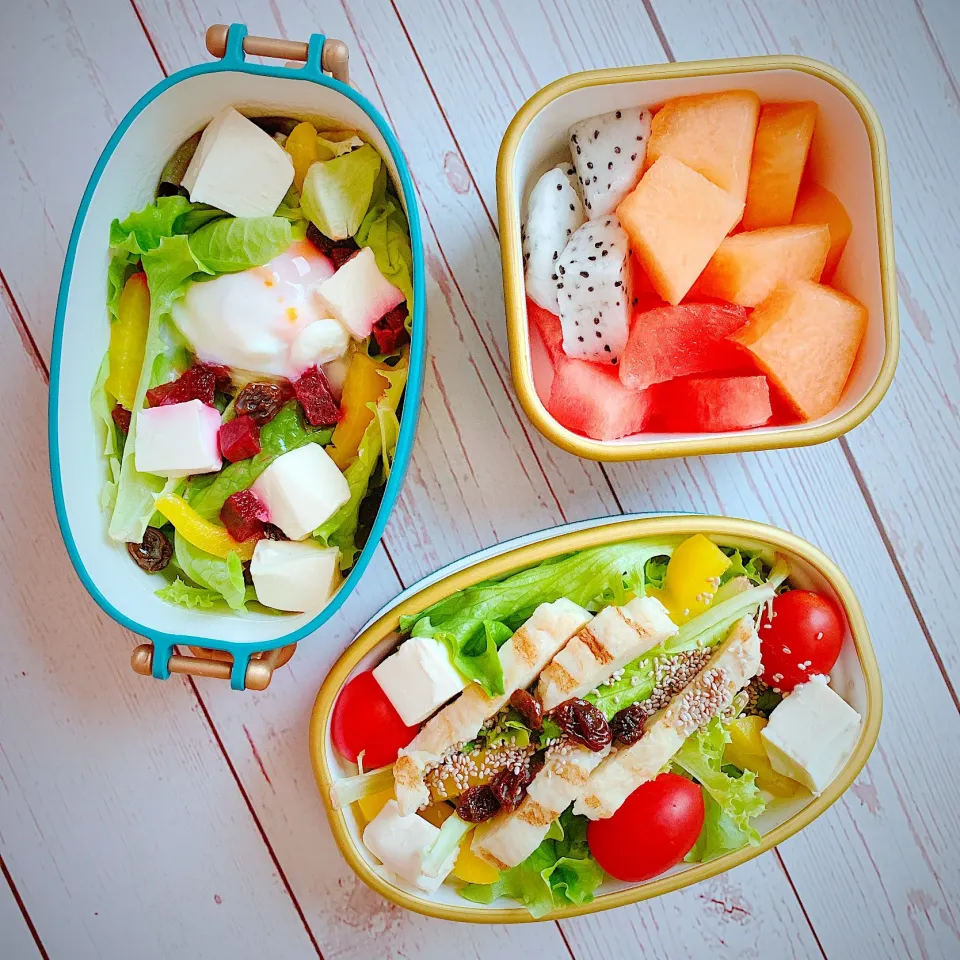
[90,354,122,511]
[421,814,472,878]
[643,555,670,592]
[154,577,220,610]
[188,216,293,273]
[417,618,512,698]
[107,252,138,321]
[355,164,414,308]
[174,533,247,612]
[159,131,201,190]
[109,195,194,255]
[585,655,658,720]
[301,143,382,240]
[330,765,394,808]
[719,547,773,587]
[315,132,365,160]
[461,809,604,918]
[314,361,407,569]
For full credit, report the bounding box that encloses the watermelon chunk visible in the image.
[619,303,750,392]
[792,183,852,282]
[548,358,651,440]
[743,102,818,230]
[731,280,867,421]
[526,296,564,364]
[695,224,830,306]
[617,156,744,305]
[654,375,773,432]
[644,90,760,203]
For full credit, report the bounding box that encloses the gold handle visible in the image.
[131,643,297,691]
[205,24,350,85]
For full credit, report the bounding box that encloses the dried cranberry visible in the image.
[490,761,538,812]
[509,689,543,731]
[293,365,341,426]
[146,363,216,408]
[235,381,293,426]
[218,415,261,462]
[127,527,172,572]
[220,490,268,542]
[306,223,358,267]
[329,245,358,270]
[610,703,647,746]
[547,698,612,752]
[372,304,410,355]
[262,523,289,541]
[455,785,501,823]
[111,405,131,433]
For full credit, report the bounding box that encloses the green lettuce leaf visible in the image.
[460,809,603,918]
[154,577,220,610]
[313,361,407,569]
[301,143,382,240]
[109,195,194,255]
[188,216,293,273]
[415,618,512,698]
[719,547,774,586]
[174,533,247,612]
[90,353,122,511]
[107,251,138,321]
[315,131,365,160]
[643,555,670,592]
[355,164,414,308]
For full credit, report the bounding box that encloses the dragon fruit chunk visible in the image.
[522,164,585,314]
[569,108,652,218]
[316,247,405,340]
[556,216,632,365]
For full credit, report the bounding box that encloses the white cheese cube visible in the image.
[289,318,349,372]
[182,107,294,218]
[362,800,457,893]
[373,637,468,726]
[316,247,405,339]
[251,444,350,540]
[134,399,222,478]
[250,539,339,613]
[761,676,862,795]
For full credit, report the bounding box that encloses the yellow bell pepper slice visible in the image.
[154,493,255,561]
[285,121,319,193]
[454,842,500,885]
[726,715,801,798]
[652,533,732,625]
[356,786,395,824]
[418,800,454,828]
[105,272,150,410]
[328,354,392,469]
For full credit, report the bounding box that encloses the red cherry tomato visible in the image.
[330,670,418,768]
[588,773,704,882]
[759,590,844,693]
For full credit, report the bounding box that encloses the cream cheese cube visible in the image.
[182,107,294,218]
[372,637,468,726]
[362,800,457,893]
[251,444,350,540]
[250,539,339,613]
[761,676,862,795]
[134,399,222,478]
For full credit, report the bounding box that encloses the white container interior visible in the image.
[509,67,887,451]
[322,516,874,913]
[55,70,408,646]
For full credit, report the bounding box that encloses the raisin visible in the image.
[262,523,289,541]
[490,763,535,812]
[547,698,612,752]
[127,527,172,573]
[611,703,647,745]
[111,405,131,433]
[455,785,501,823]
[242,560,254,586]
[509,689,543,731]
[235,381,293,426]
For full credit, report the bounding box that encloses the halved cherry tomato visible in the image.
[759,590,844,692]
[587,773,704,882]
[330,670,418,768]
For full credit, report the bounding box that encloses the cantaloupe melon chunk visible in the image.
[792,183,852,281]
[644,90,760,203]
[696,224,830,306]
[731,280,867,421]
[617,156,744,305]
[742,102,818,230]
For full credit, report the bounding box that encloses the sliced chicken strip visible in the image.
[574,615,761,820]
[393,599,591,815]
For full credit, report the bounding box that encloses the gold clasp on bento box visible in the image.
[131,643,297,690]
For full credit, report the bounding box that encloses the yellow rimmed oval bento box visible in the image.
[498,56,899,461]
[310,513,881,922]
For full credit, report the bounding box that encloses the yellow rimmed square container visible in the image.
[498,57,899,461]
[310,513,882,922]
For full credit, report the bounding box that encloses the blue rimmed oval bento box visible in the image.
[48,25,426,689]
[309,513,881,922]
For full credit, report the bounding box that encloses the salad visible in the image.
[93,107,414,615]
[523,92,867,440]
[328,534,862,917]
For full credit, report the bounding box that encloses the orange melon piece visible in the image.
[742,102,818,230]
[731,280,867,420]
[617,156,744,305]
[644,90,760,203]
[792,183,852,281]
[696,224,830,306]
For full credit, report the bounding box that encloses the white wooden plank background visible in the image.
[0,0,957,957]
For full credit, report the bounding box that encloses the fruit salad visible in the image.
[92,107,414,615]
[327,534,862,917]
[523,92,868,440]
